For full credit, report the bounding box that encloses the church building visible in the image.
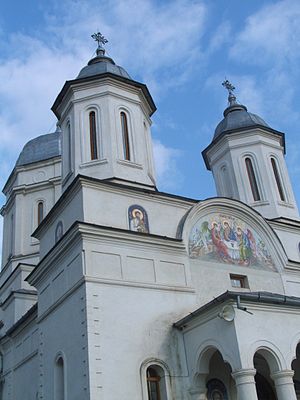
[0,33,300,400]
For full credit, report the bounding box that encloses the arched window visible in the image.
[37,202,44,225]
[271,157,285,201]
[55,356,65,400]
[120,112,130,160]
[67,122,72,172]
[146,365,167,400]
[89,111,98,160]
[245,157,261,201]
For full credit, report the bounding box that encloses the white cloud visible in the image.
[153,139,183,191]
[230,0,300,66]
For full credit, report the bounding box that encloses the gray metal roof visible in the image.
[16,131,61,167]
[77,54,131,80]
[174,291,300,329]
[214,104,269,139]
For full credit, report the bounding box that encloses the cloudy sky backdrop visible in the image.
[1,0,300,255]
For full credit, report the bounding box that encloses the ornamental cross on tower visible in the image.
[222,79,235,95]
[91,32,108,49]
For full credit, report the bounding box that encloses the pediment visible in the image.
[179,198,287,271]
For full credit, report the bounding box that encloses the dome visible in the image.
[214,103,269,139]
[16,131,61,167]
[77,53,131,80]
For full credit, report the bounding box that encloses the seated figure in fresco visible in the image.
[223,221,236,242]
[211,222,230,262]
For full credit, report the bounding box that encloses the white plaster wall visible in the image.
[271,225,300,262]
[85,281,195,400]
[59,79,155,191]
[38,284,91,400]
[1,322,39,399]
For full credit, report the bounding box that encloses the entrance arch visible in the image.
[253,351,277,400]
[292,342,300,399]
[194,347,234,400]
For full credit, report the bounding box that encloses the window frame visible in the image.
[120,111,131,161]
[230,274,249,289]
[37,201,44,225]
[245,157,261,202]
[89,110,98,160]
[270,157,286,202]
[141,359,171,400]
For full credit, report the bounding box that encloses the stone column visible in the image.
[271,370,297,400]
[232,368,258,400]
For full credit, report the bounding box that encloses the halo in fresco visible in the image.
[189,213,275,270]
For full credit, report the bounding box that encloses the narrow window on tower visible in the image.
[245,157,261,201]
[89,111,98,160]
[271,157,285,202]
[37,201,44,225]
[120,111,130,160]
[67,122,72,172]
[54,356,65,400]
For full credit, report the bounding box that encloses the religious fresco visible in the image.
[207,379,228,400]
[189,213,275,270]
[128,205,149,234]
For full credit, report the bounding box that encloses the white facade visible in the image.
[0,46,300,400]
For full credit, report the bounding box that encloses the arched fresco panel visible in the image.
[189,212,275,270]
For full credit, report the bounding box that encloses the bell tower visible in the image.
[52,33,157,192]
[202,80,299,220]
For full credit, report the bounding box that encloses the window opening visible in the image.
[55,356,65,400]
[120,112,130,160]
[245,157,261,201]
[147,367,161,400]
[89,111,98,160]
[37,202,44,225]
[230,274,248,289]
[67,123,72,172]
[271,158,285,202]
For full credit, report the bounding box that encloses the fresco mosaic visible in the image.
[128,204,149,234]
[189,213,275,269]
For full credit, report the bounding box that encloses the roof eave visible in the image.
[51,72,157,119]
[202,125,286,170]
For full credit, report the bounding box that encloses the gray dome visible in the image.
[214,104,269,139]
[16,131,61,167]
[77,54,131,80]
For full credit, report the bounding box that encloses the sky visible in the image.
[1,0,300,254]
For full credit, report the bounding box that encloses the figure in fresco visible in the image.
[236,227,252,264]
[223,221,236,242]
[211,390,223,400]
[188,213,275,270]
[211,222,230,261]
[128,205,149,233]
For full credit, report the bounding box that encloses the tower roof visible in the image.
[214,80,269,139]
[78,32,131,80]
[16,130,61,167]
[52,32,156,119]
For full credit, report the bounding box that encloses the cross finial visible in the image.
[222,79,237,106]
[91,32,108,56]
[222,79,235,95]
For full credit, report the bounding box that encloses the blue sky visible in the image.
[1,0,300,250]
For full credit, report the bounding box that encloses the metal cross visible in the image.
[222,79,235,95]
[91,32,108,48]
